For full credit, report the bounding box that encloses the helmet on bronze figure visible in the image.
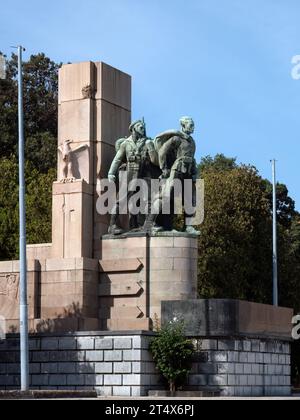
[129,119,146,137]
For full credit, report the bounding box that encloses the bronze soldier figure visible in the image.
[145,116,200,235]
[108,119,159,235]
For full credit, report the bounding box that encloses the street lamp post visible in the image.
[2,46,29,390]
[16,45,29,391]
[271,159,278,307]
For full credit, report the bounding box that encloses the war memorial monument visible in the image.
[0,61,293,397]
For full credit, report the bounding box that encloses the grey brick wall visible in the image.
[189,338,292,397]
[0,333,292,397]
[0,332,161,397]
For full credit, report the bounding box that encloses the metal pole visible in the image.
[17,45,29,391]
[272,159,278,307]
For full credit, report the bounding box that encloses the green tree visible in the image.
[0,52,60,172]
[197,154,300,385]
[198,154,300,305]
[0,158,19,260]
[25,131,57,173]
[279,216,300,312]
[290,216,300,257]
[0,157,55,260]
[198,164,273,302]
[198,153,237,174]
[26,166,56,246]
[263,181,296,229]
[0,52,59,259]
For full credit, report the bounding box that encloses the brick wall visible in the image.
[0,332,162,397]
[0,333,292,397]
[189,338,291,397]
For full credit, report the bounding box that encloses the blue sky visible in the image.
[1,0,299,209]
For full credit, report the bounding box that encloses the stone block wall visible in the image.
[189,338,291,397]
[0,333,292,397]
[0,332,161,397]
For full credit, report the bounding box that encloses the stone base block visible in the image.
[0,258,100,334]
[33,317,99,333]
[99,233,198,331]
[162,299,294,340]
[0,260,40,334]
[107,318,152,331]
[51,181,94,259]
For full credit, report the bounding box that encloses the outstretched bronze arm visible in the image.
[108,145,126,181]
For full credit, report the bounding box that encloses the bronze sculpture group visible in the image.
[107,117,200,236]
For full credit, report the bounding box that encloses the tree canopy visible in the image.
[0,52,59,172]
[0,157,55,260]
[0,52,59,259]
[198,154,300,311]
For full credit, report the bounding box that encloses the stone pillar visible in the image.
[58,61,96,185]
[53,62,97,260]
[52,181,93,259]
[54,61,131,259]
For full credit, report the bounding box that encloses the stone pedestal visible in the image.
[99,234,198,331]
[148,235,198,322]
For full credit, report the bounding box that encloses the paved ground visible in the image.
[98,397,300,401]
[2,394,300,400]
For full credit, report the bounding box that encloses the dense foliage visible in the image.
[0,53,59,259]
[0,52,59,172]
[0,157,55,260]
[197,154,300,312]
[197,155,300,385]
[149,321,195,392]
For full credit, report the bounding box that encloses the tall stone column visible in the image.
[52,62,96,259]
[52,61,131,259]
[36,61,131,331]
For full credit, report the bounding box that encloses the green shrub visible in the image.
[149,320,195,392]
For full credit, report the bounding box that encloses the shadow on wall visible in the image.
[6,302,91,334]
[0,318,99,392]
[34,302,85,333]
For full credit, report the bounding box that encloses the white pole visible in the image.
[17,45,29,391]
[272,159,278,307]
